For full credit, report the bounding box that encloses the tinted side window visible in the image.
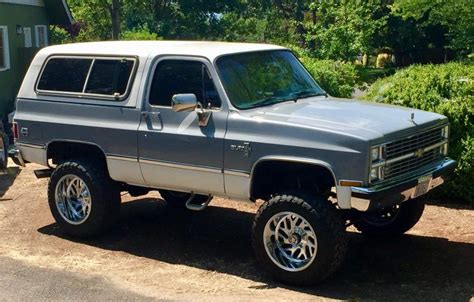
[38,58,92,92]
[85,59,134,96]
[149,60,220,108]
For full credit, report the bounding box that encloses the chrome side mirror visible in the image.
[171,94,198,112]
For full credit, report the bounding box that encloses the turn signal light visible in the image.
[339,180,363,187]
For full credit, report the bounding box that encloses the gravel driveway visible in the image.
[0,163,473,301]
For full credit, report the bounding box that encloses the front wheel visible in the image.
[352,198,425,237]
[252,193,348,285]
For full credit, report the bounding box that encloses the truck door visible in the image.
[138,57,227,196]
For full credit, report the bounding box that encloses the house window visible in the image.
[0,26,11,71]
[24,27,32,48]
[35,25,48,48]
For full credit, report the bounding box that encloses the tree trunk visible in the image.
[110,0,121,40]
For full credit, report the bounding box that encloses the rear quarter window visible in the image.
[37,58,92,93]
[36,56,137,100]
[85,59,134,96]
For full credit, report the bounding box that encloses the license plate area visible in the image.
[412,175,432,198]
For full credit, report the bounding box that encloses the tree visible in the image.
[68,0,123,40]
[110,0,121,40]
[391,0,474,56]
[306,1,387,61]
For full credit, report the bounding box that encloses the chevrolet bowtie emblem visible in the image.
[415,148,424,158]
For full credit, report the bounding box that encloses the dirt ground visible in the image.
[0,163,473,301]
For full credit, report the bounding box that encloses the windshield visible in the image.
[216,50,325,109]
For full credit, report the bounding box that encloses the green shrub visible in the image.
[364,62,474,204]
[50,26,73,44]
[121,26,160,41]
[300,58,358,98]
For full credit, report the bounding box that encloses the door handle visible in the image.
[20,127,29,136]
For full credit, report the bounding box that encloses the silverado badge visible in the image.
[230,142,251,157]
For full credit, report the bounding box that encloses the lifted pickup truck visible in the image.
[10,41,455,285]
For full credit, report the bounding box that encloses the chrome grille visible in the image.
[383,126,445,180]
[385,127,443,160]
[385,149,442,179]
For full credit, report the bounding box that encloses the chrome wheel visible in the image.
[55,174,92,225]
[263,211,318,272]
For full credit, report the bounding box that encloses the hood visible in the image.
[244,96,447,141]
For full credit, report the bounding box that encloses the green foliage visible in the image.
[68,0,113,41]
[121,26,160,40]
[50,26,73,45]
[218,12,268,42]
[364,62,474,203]
[391,0,474,55]
[306,1,387,61]
[63,0,472,63]
[301,58,358,98]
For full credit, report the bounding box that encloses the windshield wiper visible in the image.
[289,90,328,100]
[251,97,291,108]
[249,90,327,109]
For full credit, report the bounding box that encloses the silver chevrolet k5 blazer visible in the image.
[9,41,456,285]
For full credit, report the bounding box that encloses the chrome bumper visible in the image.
[351,158,456,212]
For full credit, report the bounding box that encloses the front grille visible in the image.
[385,149,442,179]
[385,127,443,160]
[383,126,445,180]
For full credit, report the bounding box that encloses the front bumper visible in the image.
[351,158,456,212]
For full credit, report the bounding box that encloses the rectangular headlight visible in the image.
[370,166,385,182]
[370,144,386,183]
[441,125,449,139]
[371,147,380,162]
[371,145,386,163]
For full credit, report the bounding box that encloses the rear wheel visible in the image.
[252,193,348,285]
[48,159,121,237]
[353,198,425,237]
[159,190,211,209]
[0,132,8,169]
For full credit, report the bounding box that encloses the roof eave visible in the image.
[45,0,74,25]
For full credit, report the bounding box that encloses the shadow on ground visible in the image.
[0,167,20,200]
[424,198,473,210]
[38,198,474,301]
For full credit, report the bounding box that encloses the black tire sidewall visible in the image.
[354,198,425,236]
[0,133,8,169]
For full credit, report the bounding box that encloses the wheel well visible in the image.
[47,141,107,169]
[251,160,335,200]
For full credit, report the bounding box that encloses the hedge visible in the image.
[364,62,474,204]
[300,57,358,98]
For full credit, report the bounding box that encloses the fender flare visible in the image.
[249,156,353,209]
